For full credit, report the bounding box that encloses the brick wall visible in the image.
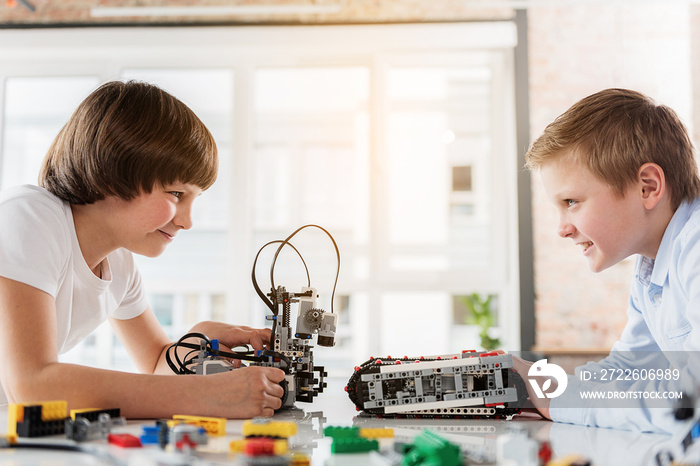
[0,0,511,25]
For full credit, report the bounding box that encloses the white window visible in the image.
[0,23,519,374]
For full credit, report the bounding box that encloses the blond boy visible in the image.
[517,88,700,433]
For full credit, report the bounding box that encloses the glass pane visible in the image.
[452,166,473,192]
[387,66,494,269]
[211,294,226,323]
[253,67,370,236]
[151,294,174,327]
[252,67,370,367]
[387,111,450,244]
[380,292,451,356]
[1,76,99,189]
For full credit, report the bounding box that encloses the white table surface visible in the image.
[0,376,691,466]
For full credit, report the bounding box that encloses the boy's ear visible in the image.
[637,162,666,210]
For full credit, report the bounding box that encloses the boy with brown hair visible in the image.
[517,88,700,433]
[0,80,285,419]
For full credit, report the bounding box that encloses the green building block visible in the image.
[331,437,379,454]
[324,426,360,439]
[402,430,461,466]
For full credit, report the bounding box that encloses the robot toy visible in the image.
[346,351,527,418]
[167,225,340,410]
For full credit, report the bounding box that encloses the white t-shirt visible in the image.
[0,185,148,403]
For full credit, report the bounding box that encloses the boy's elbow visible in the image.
[1,363,63,405]
[3,378,46,405]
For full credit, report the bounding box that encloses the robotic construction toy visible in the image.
[347,351,528,418]
[166,225,340,410]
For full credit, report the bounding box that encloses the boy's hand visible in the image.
[474,350,552,420]
[219,325,272,351]
[208,366,286,418]
[188,321,272,351]
[511,355,552,420]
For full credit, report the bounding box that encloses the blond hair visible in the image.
[526,88,700,209]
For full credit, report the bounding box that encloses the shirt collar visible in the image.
[641,199,699,286]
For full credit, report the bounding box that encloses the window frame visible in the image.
[0,22,521,368]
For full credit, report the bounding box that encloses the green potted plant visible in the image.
[461,293,501,351]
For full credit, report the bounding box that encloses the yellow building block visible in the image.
[242,419,298,439]
[7,400,67,436]
[7,401,67,438]
[359,427,395,438]
[173,414,226,436]
[289,452,311,465]
[39,401,67,421]
[7,404,23,437]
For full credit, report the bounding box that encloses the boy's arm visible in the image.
[108,308,172,374]
[543,280,685,434]
[0,277,285,418]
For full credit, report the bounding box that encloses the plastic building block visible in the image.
[70,408,120,422]
[170,424,208,453]
[139,426,162,445]
[546,454,592,466]
[359,428,394,439]
[539,441,553,464]
[656,392,700,462]
[323,426,359,439]
[230,438,289,456]
[331,437,379,454]
[173,414,226,436]
[140,421,169,448]
[38,401,67,421]
[289,453,311,466]
[243,419,298,439]
[229,439,246,454]
[346,352,527,418]
[496,429,539,466]
[402,430,461,466]
[244,437,277,456]
[65,412,126,442]
[108,433,143,448]
[8,401,68,438]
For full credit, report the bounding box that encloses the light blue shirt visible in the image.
[549,198,700,434]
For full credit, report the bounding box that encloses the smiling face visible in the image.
[539,154,653,273]
[108,182,203,258]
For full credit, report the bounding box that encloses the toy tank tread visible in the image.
[346,351,527,419]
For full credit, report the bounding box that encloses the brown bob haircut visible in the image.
[526,88,700,210]
[39,80,218,205]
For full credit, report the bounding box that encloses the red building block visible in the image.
[108,433,142,448]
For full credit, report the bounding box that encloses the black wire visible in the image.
[269,224,341,314]
[166,332,210,374]
[166,333,269,374]
[169,225,341,376]
[252,240,310,314]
